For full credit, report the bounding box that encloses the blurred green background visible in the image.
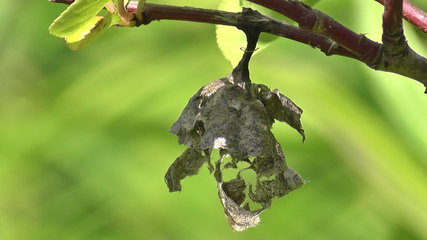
[1,0,427,239]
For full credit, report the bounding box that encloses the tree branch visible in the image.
[378,0,427,92]
[247,0,382,65]
[247,0,427,90]
[382,0,407,59]
[383,0,404,35]
[49,0,75,4]
[50,0,427,90]
[126,2,356,58]
[375,0,427,34]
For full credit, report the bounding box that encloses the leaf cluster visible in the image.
[49,0,139,50]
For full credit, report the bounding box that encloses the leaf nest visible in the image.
[165,72,306,231]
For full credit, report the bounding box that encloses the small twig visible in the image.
[382,0,407,58]
[375,0,427,34]
[379,0,427,93]
[383,0,404,35]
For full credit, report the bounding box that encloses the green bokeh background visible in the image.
[1,0,427,239]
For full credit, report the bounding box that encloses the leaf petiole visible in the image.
[117,0,135,26]
[135,0,146,22]
[105,1,116,13]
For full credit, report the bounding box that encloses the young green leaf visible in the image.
[66,16,106,51]
[66,12,122,51]
[49,0,111,37]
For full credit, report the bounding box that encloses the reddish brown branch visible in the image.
[379,0,427,92]
[376,0,427,34]
[248,0,382,67]
[383,0,404,36]
[126,2,237,26]
[125,3,356,58]
[382,0,407,58]
[49,0,74,4]
[50,0,353,58]
[52,0,427,34]
[266,20,356,58]
[50,0,427,90]
[248,0,427,89]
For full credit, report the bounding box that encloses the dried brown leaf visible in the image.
[164,148,209,192]
[217,181,264,231]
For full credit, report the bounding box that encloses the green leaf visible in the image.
[66,14,110,51]
[49,0,111,37]
[66,12,122,51]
